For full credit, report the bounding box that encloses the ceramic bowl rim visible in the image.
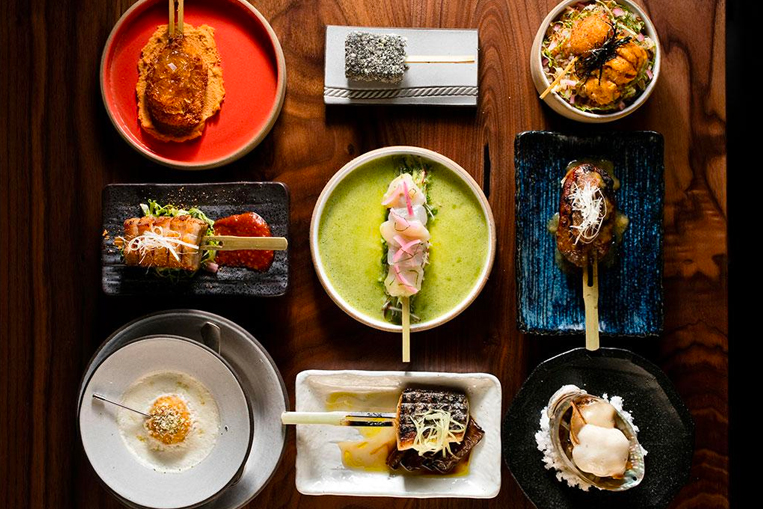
[309,146,496,333]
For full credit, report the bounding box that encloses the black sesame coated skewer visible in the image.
[345,31,475,84]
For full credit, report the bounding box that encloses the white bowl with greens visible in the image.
[531,0,660,123]
[310,147,496,332]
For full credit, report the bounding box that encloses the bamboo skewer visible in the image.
[178,0,184,34]
[281,411,396,427]
[540,57,578,100]
[168,0,175,38]
[115,234,287,258]
[405,55,475,64]
[582,255,600,351]
[402,296,411,363]
[92,393,150,418]
[200,235,288,252]
[168,0,184,39]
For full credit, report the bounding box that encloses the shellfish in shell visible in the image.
[547,384,645,491]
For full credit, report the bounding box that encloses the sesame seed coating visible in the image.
[345,31,408,84]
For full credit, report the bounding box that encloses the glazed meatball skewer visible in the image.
[556,163,617,351]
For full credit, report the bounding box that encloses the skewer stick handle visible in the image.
[583,259,600,351]
[178,0,184,34]
[405,55,475,64]
[202,236,288,251]
[281,411,395,427]
[402,297,411,363]
[168,0,175,38]
[281,411,347,426]
[540,57,578,100]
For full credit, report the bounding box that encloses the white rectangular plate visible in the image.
[295,370,502,498]
[324,26,479,106]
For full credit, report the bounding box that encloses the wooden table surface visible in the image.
[0,0,728,507]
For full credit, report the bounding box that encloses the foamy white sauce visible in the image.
[118,372,220,473]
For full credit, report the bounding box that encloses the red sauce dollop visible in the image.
[214,212,274,271]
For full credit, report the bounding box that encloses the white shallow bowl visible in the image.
[294,370,502,499]
[79,335,252,509]
[310,146,496,333]
[530,0,661,123]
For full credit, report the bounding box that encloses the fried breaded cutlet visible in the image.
[136,24,225,142]
[145,36,208,136]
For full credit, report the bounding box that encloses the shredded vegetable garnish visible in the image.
[569,181,607,245]
[410,409,467,457]
[126,226,200,265]
[403,180,414,217]
[382,301,421,321]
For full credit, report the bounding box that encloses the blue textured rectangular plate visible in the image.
[102,182,289,297]
[515,131,663,336]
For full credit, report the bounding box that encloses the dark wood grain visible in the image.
[0,0,727,508]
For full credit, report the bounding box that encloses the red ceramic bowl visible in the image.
[101,0,286,170]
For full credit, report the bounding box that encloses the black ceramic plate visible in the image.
[515,131,664,336]
[502,348,694,509]
[102,183,289,296]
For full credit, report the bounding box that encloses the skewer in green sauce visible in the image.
[317,155,490,325]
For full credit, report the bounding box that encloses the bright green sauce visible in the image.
[317,156,490,324]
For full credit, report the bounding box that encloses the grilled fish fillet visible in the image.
[387,417,485,474]
[556,163,616,267]
[395,388,469,451]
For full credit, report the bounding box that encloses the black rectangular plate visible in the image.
[515,131,664,336]
[102,182,289,297]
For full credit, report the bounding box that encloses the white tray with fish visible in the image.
[292,370,501,498]
[324,26,479,106]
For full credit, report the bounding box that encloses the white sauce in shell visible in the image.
[572,424,630,477]
[118,372,220,473]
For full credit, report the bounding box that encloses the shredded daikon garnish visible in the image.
[126,226,199,264]
[569,181,607,245]
[410,409,467,457]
